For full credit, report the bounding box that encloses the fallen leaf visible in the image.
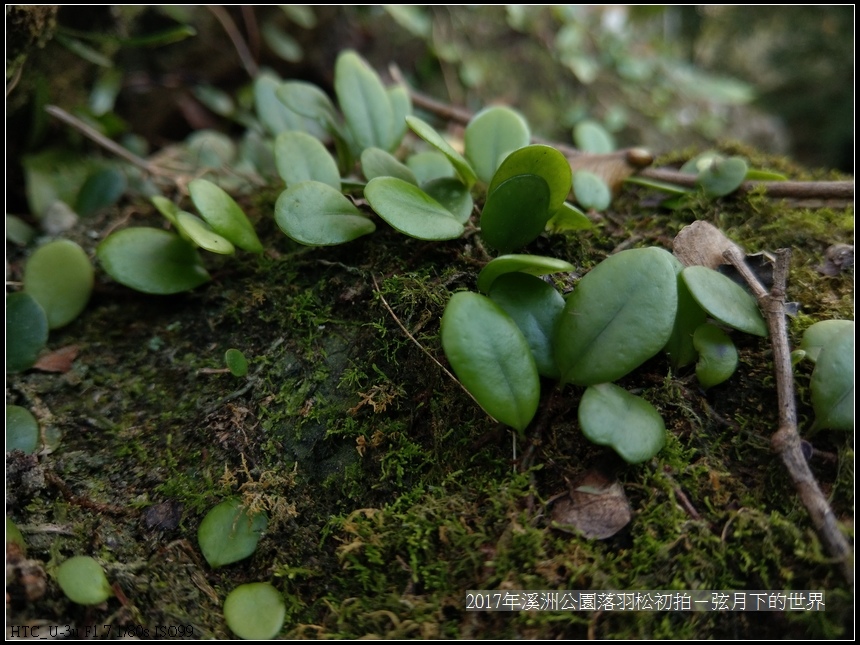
[673,221,744,269]
[550,468,632,539]
[33,345,79,373]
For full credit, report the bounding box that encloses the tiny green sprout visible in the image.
[55,555,112,605]
[693,323,738,389]
[223,582,286,640]
[225,349,249,377]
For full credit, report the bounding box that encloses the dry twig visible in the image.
[723,246,853,586]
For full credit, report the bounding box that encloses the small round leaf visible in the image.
[407,151,455,184]
[223,583,286,640]
[696,156,748,197]
[810,326,853,431]
[441,292,539,434]
[55,556,112,605]
[275,130,341,190]
[275,181,375,246]
[335,51,396,152]
[75,167,127,217]
[693,323,738,388]
[360,147,418,185]
[579,384,666,464]
[6,405,40,454]
[6,292,49,373]
[573,119,614,154]
[176,212,236,255]
[364,176,464,241]
[422,177,473,224]
[198,499,268,569]
[480,174,551,253]
[23,240,94,330]
[800,320,854,363]
[464,106,530,185]
[681,266,768,337]
[225,349,249,377]
[572,170,611,211]
[488,145,572,215]
[406,116,477,188]
[97,228,210,294]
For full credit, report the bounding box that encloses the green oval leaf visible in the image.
[151,195,182,226]
[664,257,708,370]
[573,119,614,154]
[97,228,211,295]
[276,80,340,130]
[6,292,48,373]
[387,84,412,150]
[555,247,678,386]
[335,50,396,153]
[6,214,36,246]
[572,170,611,211]
[186,130,236,169]
[693,323,738,388]
[579,384,666,464]
[361,147,417,185]
[23,240,94,330]
[406,116,477,188]
[224,583,286,640]
[254,72,307,137]
[407,151,455,184]
[225,349,249,377]
[488,273,565,378]
[696,156,748,197]
[810,326,853,431]
[6,405,40,454]
[275,130,341,190]
[464,106,530,185]
[476,254,575,295]
[198,499,268,569]
[176,212,236,255]
[488,145,572,215]
[56,556,113,605]
[422,177,473,224]
[800,320,854,363]
[480,174,551,253]
[188,179,263,253]
[75,167,127,217]
[364,177,463,241]
[441,292,539,434]
[545,202,594,233]
[275,181,375,246]
[681,266,768,337]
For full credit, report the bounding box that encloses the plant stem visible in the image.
[723,246,853,586]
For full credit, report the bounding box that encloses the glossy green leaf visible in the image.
[75,167,127,217]
[23,240,94,330]
[488,273,565,378]
[423,177,473,224]
[800,320,854,363]
[693,323,738,388]
[275,181,375,246]
[573,119,614,154]
[55,556,112,605]
[387,84,412,150]
[480,174,550,253]
[810,326,853,431]
[188,179,263,253]
[555,247,678,386]
[361,147,417,185]
[6,405,40,454]
[464,106,530,185]
[364,177,463,241]
[545,202,593,233]
[407,151,455,184]
[6,293,48,373]
[477,254,575,295]
[175,212,235,255]
[97,228,211,294]
[254,72,307,137]
[276,81,340,131]
[572,170,611,211]
[441,292,539,434]
[151,195,182,226]
[406,116,477,188]
[335,50,396,152]
[664,257,708,370]
[275,131,341,190]
[198,499,268,568]
[225,349,249,377]
[696,156,748,197]
[488,145,572,214]
[224,583,286,640]
[681,266,768,337]
[578,383,666,464]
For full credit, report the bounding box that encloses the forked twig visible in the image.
[723,246,853,586]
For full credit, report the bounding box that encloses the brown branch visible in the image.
[723,246,853,586]
[405,85,854,203]
[207,5,257,78]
